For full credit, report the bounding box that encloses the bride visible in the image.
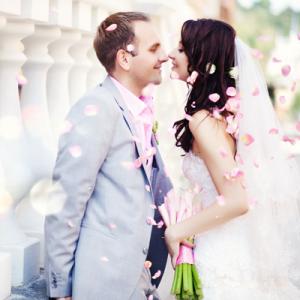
[165,18,300,299]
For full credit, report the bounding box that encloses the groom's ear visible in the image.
[116,49,131,71]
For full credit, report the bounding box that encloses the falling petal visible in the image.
[272,57,282,63]
[226,87,237,97]
[191,101,196,108]
[126,44,135,52]
[148,296,154,300]
[297,32,300,40]
[69,145,82,158]
[248,198,257,210]
[269,128,279,135]
[152,270,161,279]
[291,81,297,92]
[145,185,151,192]
[208,93,220,102]
[219,147,228,158]
[212,108,222,120]
[100,256,109,262]
[252,87,260,96]
[241,134,255,146]
[157,220,164,228]
[170,71,179,79]
[235,154,244,165]
[279,95,286,104]
[228,66,238,79]
[184,113,193,121]
[150,204,157,209]
[187,71,199,84]
[61,120,73,134]
[206,63,216,74]
[281,65,291,77]
[282,135,295,145]
[224,167,244,180]
[144,260,152,269]
[225,97,240,113]
[216,195,225,206]
[105,24,117,31]
[67,220,75,228]
[296,122,300,133]
[84,104,99,116]
[146,217,157,226]
[16,73,28,85]
[108,223,117,229]
[252,49,264,59]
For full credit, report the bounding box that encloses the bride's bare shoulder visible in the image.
[189,109,226,133]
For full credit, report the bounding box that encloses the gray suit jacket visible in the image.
[45,76,172,300]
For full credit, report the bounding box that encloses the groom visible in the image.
[45,11,173,300]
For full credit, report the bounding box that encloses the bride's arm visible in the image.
[166,110,249,245]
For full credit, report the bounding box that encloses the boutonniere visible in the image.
[152,120,159,145]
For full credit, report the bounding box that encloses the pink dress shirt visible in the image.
[110,76,154,176]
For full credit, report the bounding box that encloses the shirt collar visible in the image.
[110,76,146,118]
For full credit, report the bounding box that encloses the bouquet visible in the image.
[159,190,204,300]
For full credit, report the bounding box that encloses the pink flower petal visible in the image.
[148,296,154,300]
[16,73,27,85]
[149,204,157,209]
[252,49,264,59]
[152,270,162,279]
[252,87,260,96]
[281,65,291,77]
[61,120,73,134]
[67,220,75,228]
[282,135,295,145]
[269,128,279,135]
[191,101,196,108]
[69,145,82,158]
[216,195,225,206]
[144,260,152,269]
[105,24,117,31]
[291,81,297,92]
[126,44,135,52]
[272,57,282,63]
[253,161,260,168]
[235,153,244,165]
[157,220,164,228]
[296,121,300,133]
[100,256,109,262]
[279,95,286,104]
[297,32,300,40]
[108,223,117,229]
[225,97,240,113]
[146,217,157,226]
[226,87,237,97]
[208,93,220,102]
[185,113,193,121]
[212,108,222,120]
[241,134,255,146]
[219,147,228,158]
[145,185,151,192]
[187,71,199,84]
[84,104,99,116]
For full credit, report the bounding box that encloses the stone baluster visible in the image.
[0,18,40,286]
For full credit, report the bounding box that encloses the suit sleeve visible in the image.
[44,96,119,298]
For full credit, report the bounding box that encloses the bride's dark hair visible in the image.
[174,19,236,153]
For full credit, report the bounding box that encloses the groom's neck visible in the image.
[110,73,143,97]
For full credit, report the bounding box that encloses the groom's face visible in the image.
[129,21,168,87]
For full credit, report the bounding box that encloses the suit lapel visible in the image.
[101,76,151,183]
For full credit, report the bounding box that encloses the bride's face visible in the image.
[168,42,189,81]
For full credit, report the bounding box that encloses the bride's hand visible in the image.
[165,225,180,269]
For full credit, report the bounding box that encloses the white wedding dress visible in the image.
[182,151,300,300]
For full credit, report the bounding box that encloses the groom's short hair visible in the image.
[94,12,150,73]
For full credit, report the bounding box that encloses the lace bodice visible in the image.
[182,151,218,208]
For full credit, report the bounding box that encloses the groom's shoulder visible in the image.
[66,84,119,124]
